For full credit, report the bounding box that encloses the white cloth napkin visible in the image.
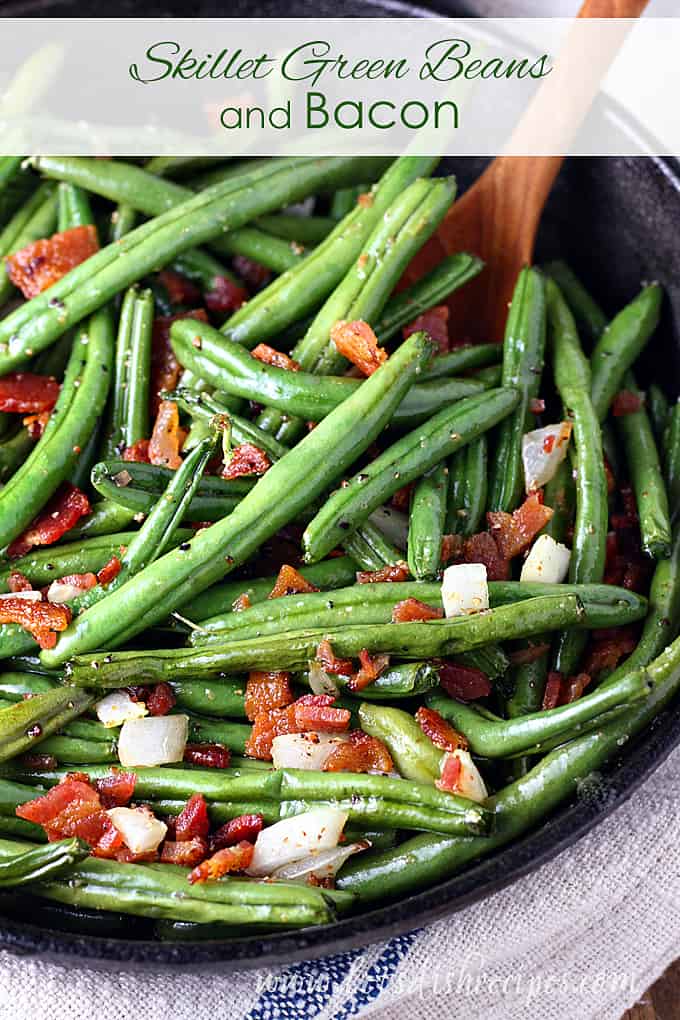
[1,745,678,1020]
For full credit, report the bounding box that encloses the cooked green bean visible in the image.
[543,260,607,343]
[648,384,670,444]
[0,688,93,762]
[446,435,488,536]
[407,461,448,580]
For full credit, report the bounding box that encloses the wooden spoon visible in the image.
[409,0,649,343]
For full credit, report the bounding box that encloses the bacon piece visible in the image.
[8,484,91,559]
[205,276,248,314]
[348,650,390,692]
[330,319,388,377]
[8,571,32,593]
[268,564,319,599]
[183,743,231,769]
[585,629,637,677]
[188,841,254,884]
[151,309,208,414]
[0,597,71,649]
[403,305,449,354]
[604,456,616,495]
[441,533,464,563]
[95,770,136,809]
[210,813,264,852]
[16,774,121,849]
[251,344,300,372]
[52,572,97,596]
[391,598,442,623]
[461,532,510,581]
[91,824,125,859]
[222,442,271,480]
[115,847,159,864]
[232,592,251,612]
[97,556,122,587]
[146,682,176,717]
[436,752,463,793]
[148,399,184,470]
[157,269,202,307]
[356,562,410,584]
[315,639,354,677]
[23,411,50,439]
[6,224,99,298]
[507,642,550,666]
[160,837,208,867]
[175,793,210,842]
[292,693,351,732]
[0,372,60,413]
[438,662,492,702]
[19,753,58,771]
[542,672,563,710]
[487,494,554,560]
[245,704,298,760]
[245,671,293,722]
[17,777,98,824]
[391,483,414,512]
[122,439,150,463]
[416,706,468,752]
[529,397,546,415]
[561,672,592,705]
[232,255,271,291]
[323,730,394,774]
[612,390,643,417]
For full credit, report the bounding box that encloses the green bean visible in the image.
[542,458,575,542]
[0,688,111,744]
[105,286,153,456]
[446,435,488,536]
[590,283,662,422]
[34,735,117,764]
[0,428,35,483]
[342,520,403,574]
[616,372,671,559]
[279,798,484,836]
[303,388,519,563]
[170,388,289,463]
[256,213,335,244]
[301,661,439,701]
[109,203,137,243]
[488,267,546,512]
[330,185,364,218]
[0,672,55,700]
[0,181,58,306]
[145,156,232,179]
[57,182,94,231]
[543,260,607,343]
[648,384,670,444]
[151,798,281,826]
[64,594,586,686]
[0,777,42,815]
[359,703,442,783]
[408,462,448,580]
[474,364,503,387]
[420,343,500,383]
[0,817,45,841]
[63,501,137,540]
[369,506,409,551]
[0,533,145,592]
[665,401,680,513]
[186,715,250,753]
[0,688,93,762]
[42,331,435,664]
[0,158,27,195]
[163,678,249,718]
[0,837,88,888]
[213,227,303,274]
[170,247,243,297]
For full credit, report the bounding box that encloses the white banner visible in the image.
[0,17,678,155]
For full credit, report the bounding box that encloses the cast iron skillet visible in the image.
[0,0,678,972]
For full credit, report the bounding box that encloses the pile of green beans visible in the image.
[0,156,674,941]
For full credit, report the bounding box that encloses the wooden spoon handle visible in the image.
[578,0,649,16]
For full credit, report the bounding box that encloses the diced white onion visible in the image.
[307,660,339,697]
[107,806,167,854]
[443,749,488,803]
[95,690,148,729]
[520,534,571,584]
[271,731,348,771]
[442,563,489,618]
[246,807,348,877]
[117,715,188,767]
[0,590,42,602]
[271,842,368,882]
[522,422,572,493]
[46,580,88,604]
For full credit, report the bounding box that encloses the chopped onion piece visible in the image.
[117,715,188,767]
[246,806,348,877]
[0,590,42,602]
[271,841,368,882]
[271,731,348,771]
[520,534,571,584]
[522,422,572,493]
[46,580,88,604]
[307,660,339,697]
[107,806,167,854]
[95,690,148,729]
[443,749,488,803]
[442,563,489,618]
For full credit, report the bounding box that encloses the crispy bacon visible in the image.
[122,439,151,463]
[438,662,492,702]
[561,672,592,705]
[604,456,616,495]
[251,344,300,372]
[542,672,563,710]
[441,533,464,563]
[8,484,91,559]
[95,770,136,809]
[0,372,60,414]
[245,671,293,722]
[175,793,210,842]
[205,276,248,314]
[487,494,554,560]
[612,390,643,417]
[8,571,32,593]
[232,592,251,612]
[183,743,231,769]
[391,483,414,512]
[151,309,208,414]
[0,597,71,649]
[461,532,510,581]
[436,752,462,793]
[146,682,176,717]
[210,813,264,852]
[148,399,184,470]
[157,269,202,307]
[315,639,354,676]
[585,629,637,677]
[23,411,51,439]
[6,225,99,298]
[415,706,468,752]
[232,255,271,291]
[330,319,387,376]
[348,650,390,692]
[17,777,98,824]
[16,774,122,850]
[529,397,546,415]
[292,693,351,732]
[356,562,410,584]
[115,846,159,864]
[403,305,449,354]
[507,642,550,666]
[222,442,271,480]
[245,703,298,760]
[97,556,122,587]
[268,564,319,599]
[19,752,58,771]
[391,598,442,623]
[188,841,254,884]
[160,837,208,867]
[323,730,394,774]
[91,824,125,859]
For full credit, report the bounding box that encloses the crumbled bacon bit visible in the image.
[356,562,410,584]
[232,256,271,291]
[210,813,264,852]
[245,671,293,722]
[357,192,374,208]
[23,411,51,439]
[461,532,510,581]
[19,753,58,770]
[91,824,125,859]
[292,693,351,732]
[268,564,319,599]
[53,571,97,594]
[160,837,208,867]
[16,773,122,850]
[542,672,563,710]
[529,397,546,415]
[158,269,202,307]
[585,629,637,677]
[6,225,99,298]
[146,682,176,717]
[232,592,251,613]
[391,483,414,512]
[507,642,550,666]
[148,399,184,470]
[151,309,208,414]
[97,556,122,587]
[403,305,449,354]
[175,793,210,842]
[436,752,463,793]
[246,703,298,760]
[441,533,464,563]
[612,390,643,417]
[604,456,616,495]
[8,484,91,559]
[0,597,71,648]
[122,439,151,463]
[183,743,231,769]
[391,598,443,623]
[315,639,354,676]
[487,494,553,560]
[323,730,394,774]
[416,706,468,751]
[0,372,60,413]
[188,840,254,884]
[251,344,300,372]
[348,650,390,692]
[115,846,159,864]
[223,442,271,480]
[438,662,492,702]
[205,276,249,314]
[95,769,136,809]
[8,571,32,593]
[330,319,387,376]
[561,673,592,705]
